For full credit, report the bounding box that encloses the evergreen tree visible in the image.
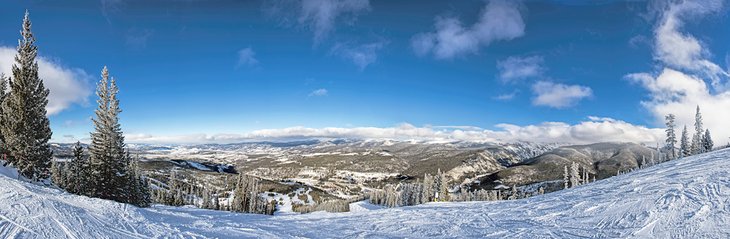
[680,125,690,157]
[87,66,149,206]
[0,74,7,158]
[703,129,714,152]
[664,114,677,159]
[691,105,704,155]
[438,170,449,202]
[421,173,434,203]
[569,162,580,187]
[51,160,65,188]
[0,11,53,181]
[563,165,569,189]
[68,141,89,195]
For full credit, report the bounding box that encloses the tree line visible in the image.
[150,171,276,215]
[367,169,543,208]
[664,106,713,160]
[0,12,146,206]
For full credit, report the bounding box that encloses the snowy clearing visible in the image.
[1,148,730,238]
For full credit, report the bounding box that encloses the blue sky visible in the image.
[0,0,729,144]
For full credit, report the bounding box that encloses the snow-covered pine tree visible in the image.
[433,169,443,201]
[0,11,53,181]
[508,185,518,200]
[691,105,704,155]
[664,114,677,159]
[680,125,690,157]
[438,170,449,202]
[202,189,212,209]
[212,191,220,210]
[569,162,580,187]
[421,173,434,203]
[703,129,713,152]
[563,165,569,189]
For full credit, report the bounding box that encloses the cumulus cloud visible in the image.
[308,88,328,97]
[0,47,92,115]
[124,117,663,145]
[628,0,729,145]
[330,41,387,70]
[627,68,730,145]
[236,47,259,67]
[497,55,544,83]
[651,0,727,87]
[531,81,592,108]
[412,0,525,59]
[266,0,371,43]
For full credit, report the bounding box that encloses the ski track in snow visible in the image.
[1,149,730,238]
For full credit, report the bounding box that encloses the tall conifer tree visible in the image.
[703,129,714,152]
[680,126,690,157]
[664,114,677,159]
[0,74,7,158]
[0,11,53,180]
[691,105,704,155]
[88,66,149,206]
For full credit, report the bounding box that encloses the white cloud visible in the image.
[126,28,154,49]
[494,91,518,101]
[100,0,123,22]
[0,47,92,115]
[237,47,259,67]
[531,81,592,109]
[628,0,729,145]
[652,0,727,87]
[124,117,663,145]
[308,88,328,97]
[330,41,386,70]
[412,0,525,59]
[627,68,730,145]
[266,0,371,43]
[497,55,544,83]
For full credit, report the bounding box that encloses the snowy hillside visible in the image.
[2,148,730,238]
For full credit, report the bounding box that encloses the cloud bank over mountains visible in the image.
[125,117,663,145]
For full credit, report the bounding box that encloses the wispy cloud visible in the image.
[629,0,730,145]
[494,91,518,101]
[497,55,544,83]
[125,28,154,49]
[308,88,328,97]
[265,0,371,44]
[531,81,592,109]
[412,0,526,59]
[330,40,387,70]
[651,0,727,87]
[236,47,259,67]
[0,47,92,115]
[100,0,123,23]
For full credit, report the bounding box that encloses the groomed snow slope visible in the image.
[1,149,730,238]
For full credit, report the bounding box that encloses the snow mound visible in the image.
[2,149,730,238]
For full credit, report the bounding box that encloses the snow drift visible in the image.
[1,148,730,238]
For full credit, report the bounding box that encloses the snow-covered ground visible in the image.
[1,148,729,238]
